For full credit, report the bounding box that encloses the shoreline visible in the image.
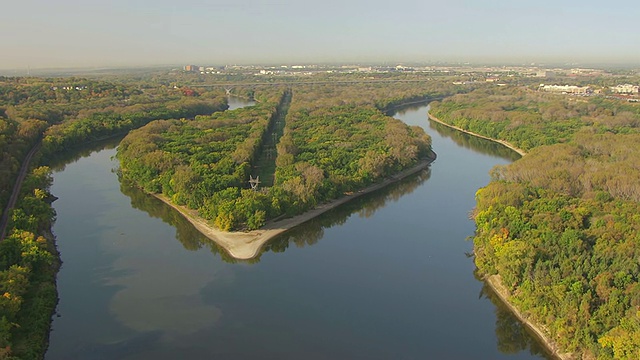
[383,96,445,115]
[427,112,574,359]
[153,153,435,260]
[486,275,573,360]
[427,113,527,156]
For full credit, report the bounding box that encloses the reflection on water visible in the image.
[395,101,521,162]
[478,275,552,358]
[264,169,431,255]
[428,120,522,162]
[120,181,223,254]
[120,166,431,263]
[47,99,550,360]
[227,95,256,110]
[48,135,124,172]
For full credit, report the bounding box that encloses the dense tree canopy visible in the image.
[0,75,228,358]
[430,87,640,151]
[0,73,466,358]
[435,86,640,358]
[117,82,445,231]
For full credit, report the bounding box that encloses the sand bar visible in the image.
[154,155,435,260]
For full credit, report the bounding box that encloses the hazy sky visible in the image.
[1,0,639,69]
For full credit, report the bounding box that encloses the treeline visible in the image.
[0,76,229,359]
[117,92,286,231]
[41,97,227,156]
[273,80,463,112]
[0,111,46,216]
[1,77,227,215]
[434,86,640,358]
[0,167,57,359]
[118,82,446,232]
[430,86,640,151]
[275,99,432,211]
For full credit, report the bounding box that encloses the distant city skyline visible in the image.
[1,0,639,70]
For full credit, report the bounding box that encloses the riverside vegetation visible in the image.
[430,86,640,359]
[116,82,444,231]
[0,76,227,358]
[0,73,460,359]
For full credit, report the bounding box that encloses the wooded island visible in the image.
[1,67,639,359]
[0,73,458,358]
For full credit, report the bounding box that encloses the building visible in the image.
[184,65,198,72]
[539,84,592,94]
[610,84,640,94]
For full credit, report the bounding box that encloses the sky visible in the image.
[1,0,639,70]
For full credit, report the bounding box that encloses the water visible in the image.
[46,100,550,359]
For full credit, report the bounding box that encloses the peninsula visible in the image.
[153,155,435,259]
[117,85,444,259]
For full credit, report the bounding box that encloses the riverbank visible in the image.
[153,153,436,260]
[486,275,574,360]
[427,112,575,359]
[382,96,445,115]
[427,113,527,156]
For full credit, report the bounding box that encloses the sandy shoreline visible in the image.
[427,113,527,156]
[153,154,435,260]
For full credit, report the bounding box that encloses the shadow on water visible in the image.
[119,166,431,264]
[47,97,551,359]
[395,101,550,359]
[118,180,245,264]
[427,120,522,161]
[47,135,125,172]
[476,272,554,360]
[392,100,521,162]
[263,168,431,255]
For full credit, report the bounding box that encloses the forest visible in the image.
[0,76,228,359]
[431,86,640,359]
[117,81,448,231]
[1,73,460,359]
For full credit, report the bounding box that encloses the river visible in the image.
[45,99,551,359]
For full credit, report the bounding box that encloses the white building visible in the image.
[539,84,592,94]
[610,84,640,94]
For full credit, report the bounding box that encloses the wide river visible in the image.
[45,98,551,359]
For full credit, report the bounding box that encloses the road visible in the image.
[0,143,41,242]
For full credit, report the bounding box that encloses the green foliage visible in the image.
[118,96,281,230]
[430,87,640,151]
[452,87,640,358]
[0,165,58,359]
[119,83,441,231]
[0,74,462,358]
[41,96,227,157]
[0,76,225,359]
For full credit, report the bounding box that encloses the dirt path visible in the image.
[0,143,41,242]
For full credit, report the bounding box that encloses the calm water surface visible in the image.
[46,101,550,359]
